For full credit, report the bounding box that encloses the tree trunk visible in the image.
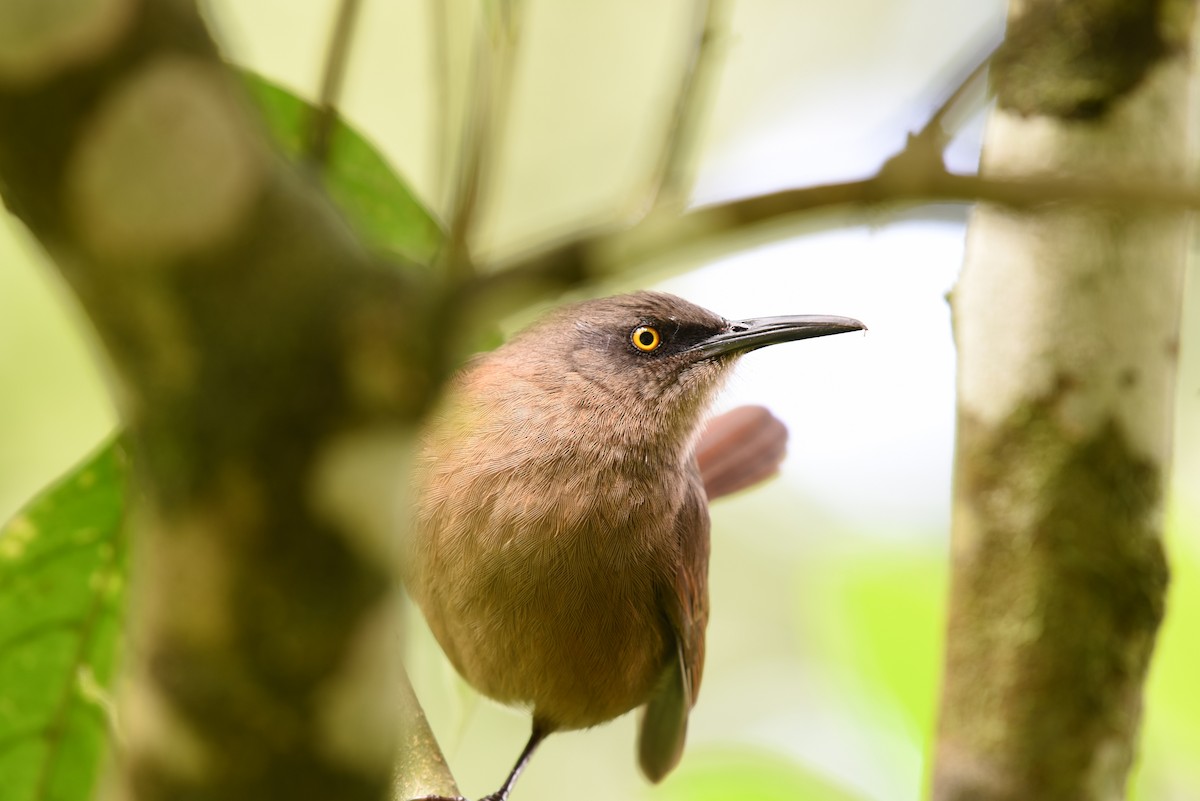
[934,2,1197,799]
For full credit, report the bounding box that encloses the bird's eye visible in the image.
[631,325,662,352]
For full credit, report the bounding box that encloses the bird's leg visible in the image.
[478,724,550,801]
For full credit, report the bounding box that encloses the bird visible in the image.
[403,290,864,800]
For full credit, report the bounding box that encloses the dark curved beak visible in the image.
[684,314,866,360]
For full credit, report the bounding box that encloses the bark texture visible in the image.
[0,2,435,800]
[934,2,1196,799]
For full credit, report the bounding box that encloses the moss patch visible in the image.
[993,0,1185,119]
[938,390,1168,800]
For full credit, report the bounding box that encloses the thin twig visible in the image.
[640,0,726,215]
[307,0,365,166]
[438,0,524,281]
[465,22,1191,319]
[429,0,452,207]
[908,32,1003,158]
[483,152,1200,309]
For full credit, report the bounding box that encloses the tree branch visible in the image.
[393,667,459,800]
[307,0,365,166]
[0,4,433,800]
[438,0,524,281]
[908,35,1000,158]
[483,150,1200,312]
[638,0,726,215]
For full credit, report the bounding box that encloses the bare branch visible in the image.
[909,33,1002,157]
[393,668,459,800]
[639,0,727,215]
[439,0,524,281]
[485,131,1200,311]
[307,0,365,166]
[429,0,453,207]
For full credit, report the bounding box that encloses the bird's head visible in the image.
[497,291,865,442]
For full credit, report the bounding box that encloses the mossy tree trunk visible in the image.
[933,2,1197,799]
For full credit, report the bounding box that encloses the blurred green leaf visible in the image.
[0,440,128,801]
[241,72,443,265]
[1147,518,1200,744]
[836,555,945,738]
[656,748,867,801]
[1132,514,1200,798]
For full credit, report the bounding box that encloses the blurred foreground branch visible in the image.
[0,3,430,800]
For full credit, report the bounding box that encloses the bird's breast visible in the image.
[410,433,687,730]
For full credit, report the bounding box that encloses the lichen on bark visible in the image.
[993,0,1194,119]
[936,388,1168,801]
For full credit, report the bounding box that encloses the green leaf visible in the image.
[1131,514,1200,798]
[656,748,868,801]
[0,440,129,801]
[240,72,443,265]
[836,555,946,738]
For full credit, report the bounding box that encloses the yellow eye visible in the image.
[631,325,661,352]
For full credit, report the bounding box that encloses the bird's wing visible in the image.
[638,468,710,783]
[669,467,711,705]
[697,405,788,500]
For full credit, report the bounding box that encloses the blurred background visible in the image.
[0,1,1196,799]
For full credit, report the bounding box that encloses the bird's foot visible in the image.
[411,795,468,801]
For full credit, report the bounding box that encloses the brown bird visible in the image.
[405,291,864,800]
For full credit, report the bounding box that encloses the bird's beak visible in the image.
[684,314,866,360]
